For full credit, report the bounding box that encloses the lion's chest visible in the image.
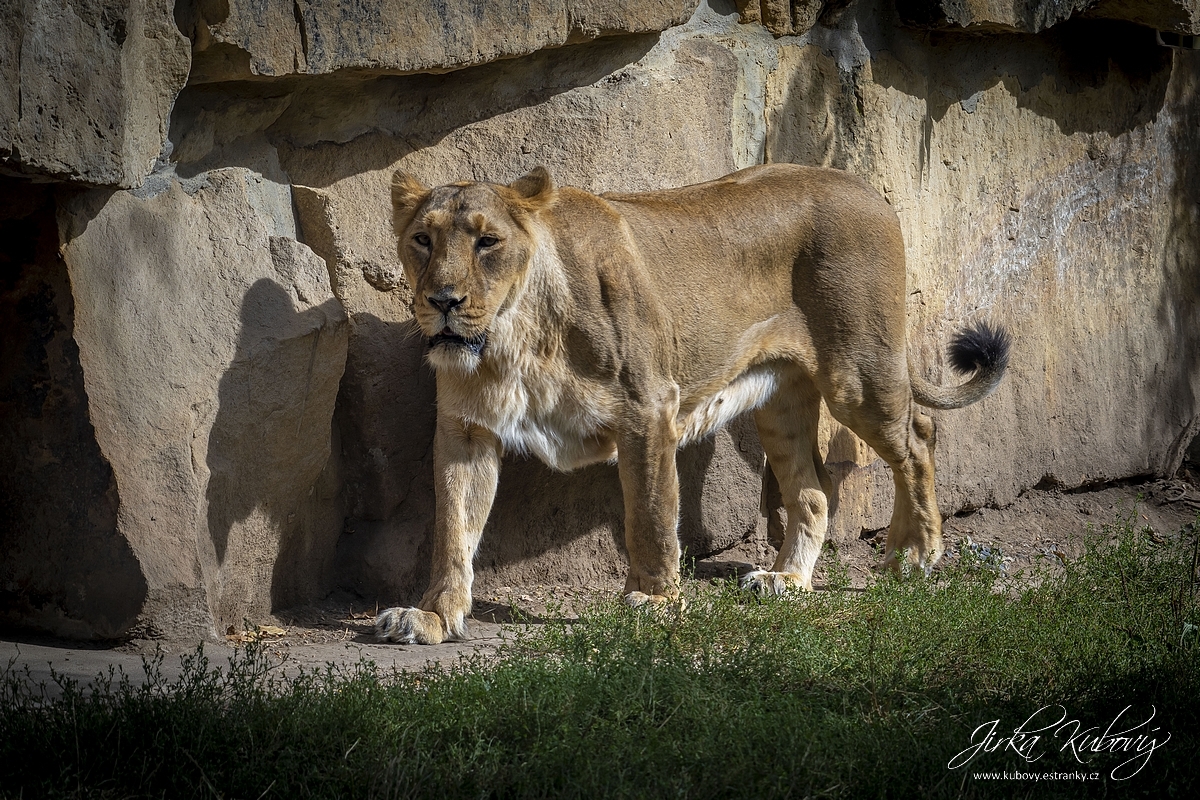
[444,368,617,472]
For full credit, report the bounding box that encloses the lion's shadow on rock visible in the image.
[206,278,346,622]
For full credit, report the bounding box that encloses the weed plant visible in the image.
[2,518,1196,799]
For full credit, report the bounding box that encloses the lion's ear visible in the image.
[509,167,554,206]
[391,170,429,215]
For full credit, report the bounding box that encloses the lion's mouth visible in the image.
[429,328,488,358]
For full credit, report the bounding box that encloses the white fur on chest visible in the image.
[446,365,614,471]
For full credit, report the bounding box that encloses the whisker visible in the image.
[399,318,426,343]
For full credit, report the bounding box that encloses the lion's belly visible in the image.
[676,365,779,446]
[496,367,779,464]
[450,353,782,469]
[493,370,778,465]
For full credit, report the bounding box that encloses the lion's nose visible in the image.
[427,291,465,315]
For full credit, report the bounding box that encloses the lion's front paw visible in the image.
[375,606,447,644]
[739,570,810,596]
[623,591,667,608]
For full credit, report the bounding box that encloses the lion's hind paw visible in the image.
[375,606,447,645]
[739,570,810,596]
[873,548,937,579]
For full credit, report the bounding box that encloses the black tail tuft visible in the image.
[947,321,1012,376]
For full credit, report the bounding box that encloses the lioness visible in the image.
[376,164,1009,644]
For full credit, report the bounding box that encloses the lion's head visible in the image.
[391,168,555,373]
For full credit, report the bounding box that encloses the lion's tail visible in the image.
[910,321,1012,410]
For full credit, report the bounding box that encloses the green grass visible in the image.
[2,517,1197,799]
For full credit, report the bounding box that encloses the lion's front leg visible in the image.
[618,387,683,607]
[376,417,500,644]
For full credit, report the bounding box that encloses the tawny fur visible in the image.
[375,164,1010,644]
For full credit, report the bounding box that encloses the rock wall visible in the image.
[55,170,348,638]
[178,0,696,82]
[1,0,1197,640]
[895,0,1200,34]
[1,0,190,187]
[768,9,1200,532]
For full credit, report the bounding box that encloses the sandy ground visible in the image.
[4,469,1197,698]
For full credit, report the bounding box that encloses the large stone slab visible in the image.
[165,0,1200,603]
[56,168,349,638]
[0,0,189,187]
[179,0,696,83]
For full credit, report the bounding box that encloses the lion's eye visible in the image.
[413,233,432,247]
[477,235,500,249]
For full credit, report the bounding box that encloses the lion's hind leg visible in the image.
[742,375,830,595]
[836,396,943,577]
[874,410,943,576]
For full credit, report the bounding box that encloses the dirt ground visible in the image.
[3,467,1198,695]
